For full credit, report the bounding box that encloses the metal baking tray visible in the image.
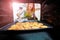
[0,21,53,30]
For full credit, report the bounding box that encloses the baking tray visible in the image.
[0,21,53,30]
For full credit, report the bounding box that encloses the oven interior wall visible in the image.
[41,0,59,27]
[0,0,13,27]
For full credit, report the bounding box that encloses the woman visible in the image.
[24,3,37,20]
[17,3,40,22]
